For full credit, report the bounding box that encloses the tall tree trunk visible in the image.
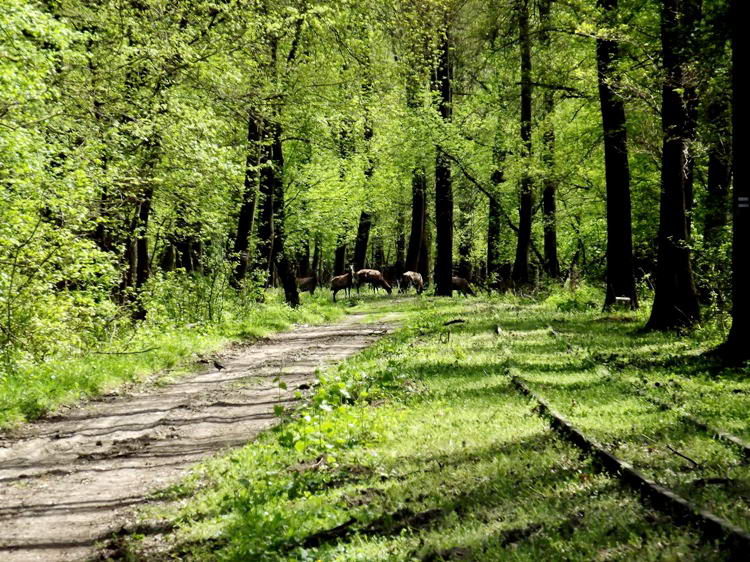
[353,211,372,271]
[596,0,638,309]
[311,234,322,280]
[457,209,472,280]
[721,0,748,359]
[395,213,406,276]
[334,237,347,276]
[253,121,275,285]
[434,23,454,296]
[703,99,732,246]
[488,194,502,288]
[646,0,700,330]
[231,114,261,287]
[512,0,533,286]
[406,167,427,272]
[418,213,431,286]
[540,0,560,279]
[267,120,299,307]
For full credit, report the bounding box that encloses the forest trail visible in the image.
[0,312,396,562]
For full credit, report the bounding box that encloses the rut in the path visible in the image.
[0,313,394,562]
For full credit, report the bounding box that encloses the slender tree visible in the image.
[720,0,748,359]
[646,0,701,329]
[539,0,560,279]
[512,0,533,286]
[596,0,638,309]
[433,17,454,296]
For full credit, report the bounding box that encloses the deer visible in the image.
[296,275,317,294]
[330,267,354,302]
[452,276,475,297]
[399,271,424,294]
[355,269,392,295]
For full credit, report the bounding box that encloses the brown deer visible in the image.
[355,269,392,294]
[399,271,424,294]
[296,275,317,294]
[330,267,354,302]
[452,276,475,296]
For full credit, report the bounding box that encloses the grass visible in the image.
[0,291,343,428]
[117,291,748,560]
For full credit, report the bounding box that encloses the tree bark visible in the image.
[406,167,427,272]
[253,120,275,285]
[334,237,347,276]
[721,0,748,358]
[596,0,638,310]
[646,0,700,330]
[540,0,560,279]
[267,120,299,307]
[703,98,732,247]
[231,114,261,287]
[512,0,533,286]
[353,211,372,271]
[434,24,454,296]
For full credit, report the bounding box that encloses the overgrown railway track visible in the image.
[509,371,750,558]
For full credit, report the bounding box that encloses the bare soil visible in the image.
[0,313,395,562]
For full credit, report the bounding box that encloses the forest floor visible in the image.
[94,293,749,562]
[2,293,750,561]
[0,310,396,562]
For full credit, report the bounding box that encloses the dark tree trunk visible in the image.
[721,0,748,358]
[311,234,322,280]
[395,213,406,276]
[488,194,502,288]
[231,114,261,287]
[406,167,427,272]
[541,118,560,279]
[596,0,638,309]
[704,99,732,246]
[457,206,472,280]
[353,211,372,271]
[513,0,533,286]
[540,0,560,279]
[298,239,310,278]
[646,0,700,330]
[334,236,347,276]
[418,209,431,286]
[267,121,299,307]
[433,25,453,296]
[253,122,276,286]
[130,184,154,320]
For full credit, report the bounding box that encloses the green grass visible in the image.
[119,293,749,560]
[0,291,343,428]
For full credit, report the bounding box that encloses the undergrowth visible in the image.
[0,288,342,428]
[122,293,747,560]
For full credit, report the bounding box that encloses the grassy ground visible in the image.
[119,291,749,561]
[0,292,343,428]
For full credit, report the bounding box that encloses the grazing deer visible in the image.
[330,267,354,302]
[399,271,424,294]
[452,276,475,296]
[296,275,317,294]
[355,269,392,295]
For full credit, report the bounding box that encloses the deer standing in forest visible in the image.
[452,276,475,296]
[355,269,392,295]
[330,267,354,302]
[399,271,424,294]
[296,275,317,294]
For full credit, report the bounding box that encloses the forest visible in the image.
[1,0,748,560]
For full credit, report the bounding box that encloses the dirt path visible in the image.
[0,313,395,562]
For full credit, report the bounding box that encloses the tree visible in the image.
[646,0,701,330]
[512,0,534,286]
[596,0,638,310]
[720,0,748,360]
[433,16,454,296]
